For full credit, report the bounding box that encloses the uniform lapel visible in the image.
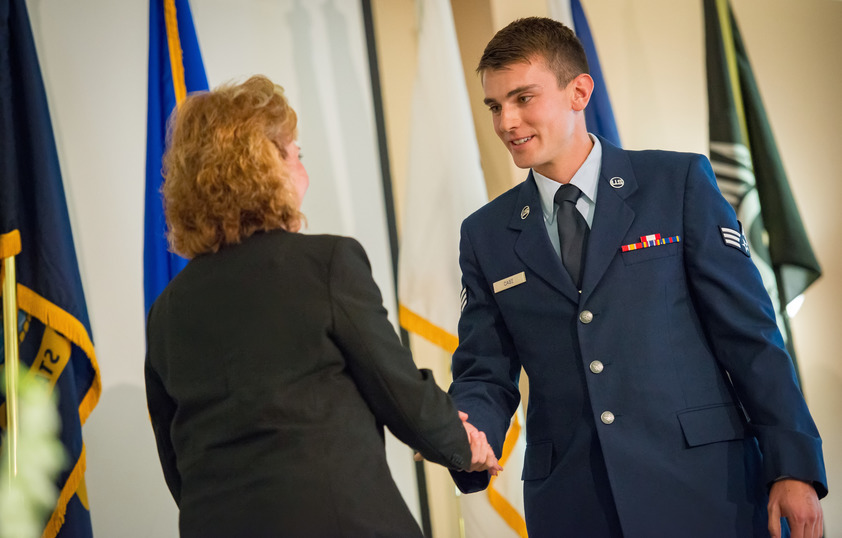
[510,171,580,303]
[581,138,637,303]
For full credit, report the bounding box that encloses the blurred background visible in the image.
[12,0,841,536]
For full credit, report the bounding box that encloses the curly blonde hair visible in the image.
[162,75,304,258]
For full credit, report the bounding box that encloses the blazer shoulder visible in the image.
[257,230,363,260]
[283,233,373,277]
[463,181,525,229]
[616,148,713,194]
[624,147,709,171]
[259,229,339,249]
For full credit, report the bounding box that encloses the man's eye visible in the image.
[519,95,532,103]
[488,105,501,113]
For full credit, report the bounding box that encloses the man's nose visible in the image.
[498,106,520,133]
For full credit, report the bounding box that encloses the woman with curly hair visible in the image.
[144,75,500,537]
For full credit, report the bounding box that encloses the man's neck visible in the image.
[534,130,594,184]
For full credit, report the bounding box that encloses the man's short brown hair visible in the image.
[477,17,589,87]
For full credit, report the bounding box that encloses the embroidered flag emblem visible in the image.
[719,223,750,257]
[621,234,681,252]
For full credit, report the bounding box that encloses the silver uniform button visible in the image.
[589,360,604,374]
[579,310,593,324]
[600,411,615,424]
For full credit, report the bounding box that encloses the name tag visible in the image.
[493,272,526,293]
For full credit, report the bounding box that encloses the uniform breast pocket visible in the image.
[621,242,680,266]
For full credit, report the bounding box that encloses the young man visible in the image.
[449,17,826,537]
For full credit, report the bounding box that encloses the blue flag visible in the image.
[0,0,100,535]
[144,0,208,313]
[568,0,621,147]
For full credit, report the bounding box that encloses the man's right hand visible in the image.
[460,411,503,476]
[412,411,504,475]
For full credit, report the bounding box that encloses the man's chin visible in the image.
[507,152,533,170]
[511,158,533,170]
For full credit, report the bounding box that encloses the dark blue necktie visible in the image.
[554,183,588,288]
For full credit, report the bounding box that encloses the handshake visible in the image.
[415,411,504,476]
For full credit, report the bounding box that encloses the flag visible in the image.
[547,0,621,147]
[144,0,208,313]
[396,0,525,535]
[458,406,527,538]
[704,0,820,375]
[0,0,101,535]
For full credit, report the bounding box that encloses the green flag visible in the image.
[704,0,821,378]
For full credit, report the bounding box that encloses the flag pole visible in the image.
[360,1,433,535]
[2,253,20,484]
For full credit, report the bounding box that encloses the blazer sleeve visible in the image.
[448,219,523,493]
[682,154,827,497]
[327,236,471,471]
[144,306,182,506]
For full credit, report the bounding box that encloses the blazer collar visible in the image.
[506,137,639,304]
[580,136,637,303]
[509,170,580,302]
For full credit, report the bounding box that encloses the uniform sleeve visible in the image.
[144,308,183,506]
[448,220,522,493]
[682,154,827,497]
[327,236,471,471]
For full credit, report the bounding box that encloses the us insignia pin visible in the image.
[719,222,750,257]
[521,206,530,219]
[609,177,624,189]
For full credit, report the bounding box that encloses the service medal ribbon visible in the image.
[621,234,681,252]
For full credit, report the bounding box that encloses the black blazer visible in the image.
[145,230,470,537]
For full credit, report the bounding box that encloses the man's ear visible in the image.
[569,73,594,112]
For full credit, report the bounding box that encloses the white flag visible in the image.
[397,0,486,350]
[459,408,528,537]
[547,0,575,28]
[397,1,526,536]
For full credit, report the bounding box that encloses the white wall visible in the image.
[25,0,415,536]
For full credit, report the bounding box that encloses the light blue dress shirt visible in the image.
[533,134,602,258]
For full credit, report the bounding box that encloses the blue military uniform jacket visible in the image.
[449,137,827,537]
